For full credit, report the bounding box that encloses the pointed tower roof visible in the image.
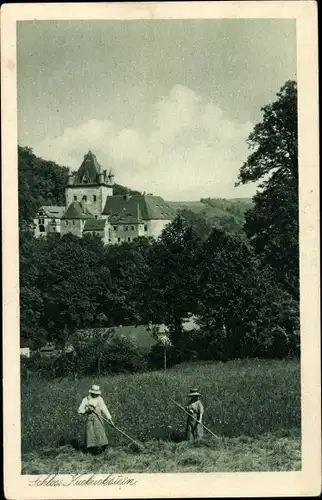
[61,202,94,220]
[73,151,102,185]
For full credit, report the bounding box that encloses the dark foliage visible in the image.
[236,81,299,299]
[19,81,300,375]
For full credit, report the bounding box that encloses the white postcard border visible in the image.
[1,2,320,499]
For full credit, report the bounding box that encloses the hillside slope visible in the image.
[168,197,252,235]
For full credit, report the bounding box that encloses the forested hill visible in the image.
[18,145,252,233]
[167,198,252,236]
[18,146,141,228]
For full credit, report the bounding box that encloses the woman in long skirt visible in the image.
[185,388,204,441]
[78,384,113,454]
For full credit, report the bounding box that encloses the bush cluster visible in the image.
[21,335,148,381]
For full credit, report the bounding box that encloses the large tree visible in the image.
[236,80,299,298]
[198,227,299,360]
[105,237,154,326]
[145,215,202,346]
[37,234,113,345]
[19,229,48,348]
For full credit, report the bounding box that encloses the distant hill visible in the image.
[167,198,252,213]
[167,201,206,213]
[167,197,253,236]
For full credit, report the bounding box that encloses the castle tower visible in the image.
[65,151,114,218]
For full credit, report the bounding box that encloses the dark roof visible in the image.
[102,195,175,223]
[61,202,94,220]
[83,219,107,231]
[73,151,106,185]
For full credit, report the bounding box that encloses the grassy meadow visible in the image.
[21,358,301,473]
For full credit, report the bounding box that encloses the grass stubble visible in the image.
[21,359,301,473]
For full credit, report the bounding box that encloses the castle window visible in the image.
[93,195,97,202]
[39,225,45,233]
[127,237,131,242]
[113,226,117,231]
[74,195,77,201]
[95,215,98,219]
[52,218,56,223]
[72,221,75,225]
[53,227,56,232]
[117,237,121,242]
[125,226,128,231]
[131,226,135,231]
[144,225,148,231]
[82,195,87,201]
[66,221,69,226]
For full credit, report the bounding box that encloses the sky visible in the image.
[17,19,297,201]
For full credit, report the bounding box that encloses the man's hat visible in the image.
[188,388,201,397]
[89,384,101,395]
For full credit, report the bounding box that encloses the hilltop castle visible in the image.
[33,151,175,244]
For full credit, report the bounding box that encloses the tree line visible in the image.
[20,80,299,374]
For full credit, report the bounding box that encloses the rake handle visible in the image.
[92,410,143,448]
[170,398,219,439]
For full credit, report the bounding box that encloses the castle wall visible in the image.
[47,221,61,235]
[65,185,112,217]
[108,219,172,244]
[83,224,111,244]
[33,216,62,238]
[33,216,49,238]
[109,223,141,244]
[60,219,84,238]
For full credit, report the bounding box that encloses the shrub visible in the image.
[100,336,148,374]
[72,334,148,376]
[23,352,55,379]
[146,343,178,370]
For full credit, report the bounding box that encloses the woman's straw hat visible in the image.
[188,388,201,397]
[89,384,101,395]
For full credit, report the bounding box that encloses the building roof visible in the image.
[38,206,65,218]
[71,151,115,186]
[74,151,101,184]
[61,202,94,220]
[83,219,107,231]
[102,194,175,223]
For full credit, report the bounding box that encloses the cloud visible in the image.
[34,84,255,200]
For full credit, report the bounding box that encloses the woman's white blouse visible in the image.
[78,395,112,420]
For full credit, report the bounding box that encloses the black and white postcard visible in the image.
[1,2,320,499]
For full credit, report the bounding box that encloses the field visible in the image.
[113,325,157,349]
[21,359,301,473]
